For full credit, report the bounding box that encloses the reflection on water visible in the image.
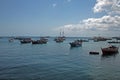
[101,52,119,62]
[101,52,119,58]
[69,46,82,50]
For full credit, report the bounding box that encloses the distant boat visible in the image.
[108,41,120,43]
[93,36,111,42]
[69,40,82,47]
[81,39,89,42]
[89,51,99,55]
[39,38,48,44]
[32,38,48,44]
[101,45,119,55]
[54,37,64,43]
[9,38,14,42]
[20,38,32,44]
[20,40,31,44]
[113,37,120,40]
[54,29,65,43]
[32,40,41,44]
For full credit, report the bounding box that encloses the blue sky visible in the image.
[0,0,120,37]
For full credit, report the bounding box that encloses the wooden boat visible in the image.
[93,37,109,42]
[32,40,41,44]
[69,40,82,47]
[108,41,120,43]
[32,38,48,44]
[101,45,119,55]
[54,29,65,43]
[81,39,89,42]
[9,38,14,42]
[115,37,120,40]
[20,40,31,44]
[89,51,99,55]
[20,38,32,44]
[54,37,64,43]
[40,38,48,44]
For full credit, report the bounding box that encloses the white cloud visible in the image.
[53,0,120,36]
[93,0,120,15]
[93,0,113,13]
[111,0,120,15]
[83,15,120,31]
[55,15,120,32]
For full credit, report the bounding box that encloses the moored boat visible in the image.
[9,38,14,42]
[54,37,64,43]
[32,40,41,44]
[93,36,111,42]
[32,38,48,44]
[81,39,89,42]
[89,51,99,55]
[108,41,120,43]
[101,45,119,55]
[69,40,82,47]
[20,38,32,44]
[54,29,65,43]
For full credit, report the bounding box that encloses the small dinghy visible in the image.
[89,51,99,55]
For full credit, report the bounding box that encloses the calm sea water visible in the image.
[0,37,120,80]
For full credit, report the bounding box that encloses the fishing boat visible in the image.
[9,38,14,42]
[69,40,82,47]
[115,37,120,40]
[81,39,89,42]
[20,40,31,44]
[54,29,65,43]
[20,38,32,44]
[54,37,64,43]
[101,45,119,55]
[32,40,41,44]
[32,38,48,44]
[108,41,120,43]
[40,38,48,44]
[93,36,110,42]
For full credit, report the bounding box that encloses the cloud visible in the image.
[82,15,120,31]
[53,0,120,36]
[52,3,57,8]
[93,0,113,13]
[55,15,120,32]
[111,0,120,15]
[93,0,120,15]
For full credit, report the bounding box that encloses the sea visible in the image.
[0,37,120,80]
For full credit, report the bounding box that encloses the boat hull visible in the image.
[54,37,64,43]
[20,41,31,44]
[108,41,120,43]
[69,43,82,47]
[89,52,99,55]
[101,47,119,55]
[32,40,47,44]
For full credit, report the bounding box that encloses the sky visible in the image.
[0,0,120,37]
